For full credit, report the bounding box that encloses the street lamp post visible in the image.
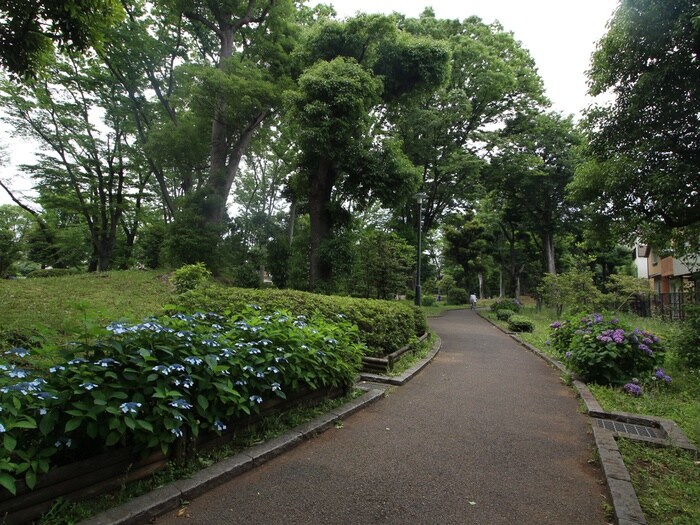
[415,192,427,306]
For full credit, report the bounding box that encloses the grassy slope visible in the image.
[484,306,699,525]
[0,270,173,343]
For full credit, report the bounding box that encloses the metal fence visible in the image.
[630,292,697,321]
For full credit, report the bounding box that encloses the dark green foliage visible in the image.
[508,315,534,333]
[176,286,427,357]
[0,0,122,77]
[447,287,468,305]
[673,305,700,368]
[26,268,81,278]
[0,227,19,276]
[350,229,414,299]
[422,295,435,307]
[135,222,167,270]
[496,309,514,322]
[490,298,521,313]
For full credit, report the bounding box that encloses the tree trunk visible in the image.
[478,271,484,299]
[515,263,525,301]
[544,231,556,274]
[308,158,335,290]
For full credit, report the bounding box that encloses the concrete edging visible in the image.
[358,335,442,386]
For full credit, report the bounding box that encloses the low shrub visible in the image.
[508,315,534,333]
[26,269,80,279]
[551,313,665,385]
[171,263,212,294]
[447,287,468,305]
[0,308,364,494]
[490,298,521,313]
[176,286,427,357]
[673,305,700,368]
[422,295,435,307]
[496,309,515,322]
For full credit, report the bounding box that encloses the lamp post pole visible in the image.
[415,192,427,306]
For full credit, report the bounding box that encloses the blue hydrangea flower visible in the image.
[39,408,48,415]
[120,402,142,415]
[106,323,130,335]
[67,358,88,365]
[214,420,227,432]
[6,347,30,358]
[7,368,29,379]
[256,371,265,379]
[80,383,98,391]
[267,366,279,374]
[271,383,282,392]
[169,364,186,373]
[95,358,120,368]
[169,399,193,410]
[220,348,236,358]
[184,356,203,366]
[152,365,170,375]
[248,348,261,355]
[242,365,254,373]
[171,428,183,438]
[235,380,247,387]
[249,395,263,404]
[0,423,5,433]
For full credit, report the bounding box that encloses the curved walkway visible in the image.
[155,310,608,524]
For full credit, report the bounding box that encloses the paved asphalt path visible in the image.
[155,310,608,524]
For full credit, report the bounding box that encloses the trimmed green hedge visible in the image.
[175,286,428,357]
[491,298,521,313]
[508,315,534,333]
[496,309,515,322]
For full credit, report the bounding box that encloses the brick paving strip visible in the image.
[483,312,698,525]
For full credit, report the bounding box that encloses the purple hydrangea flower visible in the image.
[549,321,562,329]
[623,383,643,397]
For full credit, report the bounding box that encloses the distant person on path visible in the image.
[469,293,477,310]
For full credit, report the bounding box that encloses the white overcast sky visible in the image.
[311,0,620,116]
[1,0,619,205]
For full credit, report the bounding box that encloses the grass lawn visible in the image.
[484,305,699,524]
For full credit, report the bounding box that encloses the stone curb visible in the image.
[79,388,385,525]
[358,335,442,386]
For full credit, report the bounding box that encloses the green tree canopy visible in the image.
[0,0,123,77]
[571,0,700,255]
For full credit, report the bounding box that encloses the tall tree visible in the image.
[0,55,146,271]
[487,111,583,275]
[392,11,546,237]
[571,0,700,256]
[287,14,450,289]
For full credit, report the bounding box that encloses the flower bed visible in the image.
[0,308,364,507]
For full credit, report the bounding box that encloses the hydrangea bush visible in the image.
[0,309,364,495]
[549,313,666,385]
